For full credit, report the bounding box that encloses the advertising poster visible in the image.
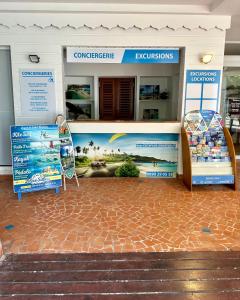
[20,69,56,117]
[72,133,178,178]
[11,125,62,194]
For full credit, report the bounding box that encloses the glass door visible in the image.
[221,68,240,157]
[0,48,15,166]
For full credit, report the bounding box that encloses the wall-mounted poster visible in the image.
[72,133,178,178]
[66,84,91,100]
[143,109,159,120]
[11,125,62,199]
[140,85,160,100]
[19,69,56,118]
[66,102,91,120]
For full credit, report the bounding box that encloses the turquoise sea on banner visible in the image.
[72,133,178,178]
[135,162,177,170]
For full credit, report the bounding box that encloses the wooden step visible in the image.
[1,252,240,299]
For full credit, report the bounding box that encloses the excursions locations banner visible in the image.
[185,70,221,113]
[72,133,178,178]
[11,125,62,194]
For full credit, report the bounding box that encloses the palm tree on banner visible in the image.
[76,146,81,157]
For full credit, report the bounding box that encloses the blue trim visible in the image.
[200,83,204,111]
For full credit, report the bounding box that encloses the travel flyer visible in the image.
[184,110,230,163]
[56,114,75,179]
[11,125,62,194]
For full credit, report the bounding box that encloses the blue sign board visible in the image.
[186,70,221,84]
[121,49,179,64]
[11,125,62,200]
[67,47,179,64]
[185,70,221,113]
[192,175,234,185]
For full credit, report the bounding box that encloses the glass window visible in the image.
[221,68,240,156]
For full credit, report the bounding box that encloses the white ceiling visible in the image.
[0,0,240,15]
[0,0,214,3]
[0,0,239,42]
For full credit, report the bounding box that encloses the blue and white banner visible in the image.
[185,70,221,113]
[67,48,179,64]
[11,125,62,194]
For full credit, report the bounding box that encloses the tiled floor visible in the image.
[0,171,240,254]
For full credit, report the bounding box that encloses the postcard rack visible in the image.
[181,110,237,191]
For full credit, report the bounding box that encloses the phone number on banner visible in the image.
[146,172,174,177]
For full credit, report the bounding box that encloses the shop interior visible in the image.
[63,50,180,123]
[221,67,240,156]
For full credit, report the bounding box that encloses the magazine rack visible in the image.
[181,110,237,191]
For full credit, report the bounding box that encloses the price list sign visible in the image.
[11,125,62,200]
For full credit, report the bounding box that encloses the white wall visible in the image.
[0,26,226,125]
[0,18,227,174]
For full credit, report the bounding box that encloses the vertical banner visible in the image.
[185,70,221,114]
[11,125,62,195]
[20,69,56,117]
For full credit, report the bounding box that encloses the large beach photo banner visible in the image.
[72,133,178,178]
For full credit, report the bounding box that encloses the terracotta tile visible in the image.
[0,170,240,254]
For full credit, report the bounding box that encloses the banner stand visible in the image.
[11,125,63,201]
[17,187,60,201]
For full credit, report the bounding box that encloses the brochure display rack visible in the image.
[56,114,79,190]
[181,110,237,191]
[11,125,62,200]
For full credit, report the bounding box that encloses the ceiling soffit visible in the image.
[0,13,231,31]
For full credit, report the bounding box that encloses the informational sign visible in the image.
[20,69,56,116]
[183,110,234,185]
[185,70,221,113]
[72,133,178,178]
[11,125,62,199]
[67,48,179,64]
[227,98,240,117]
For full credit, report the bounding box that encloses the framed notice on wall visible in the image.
[19,69,56,118]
